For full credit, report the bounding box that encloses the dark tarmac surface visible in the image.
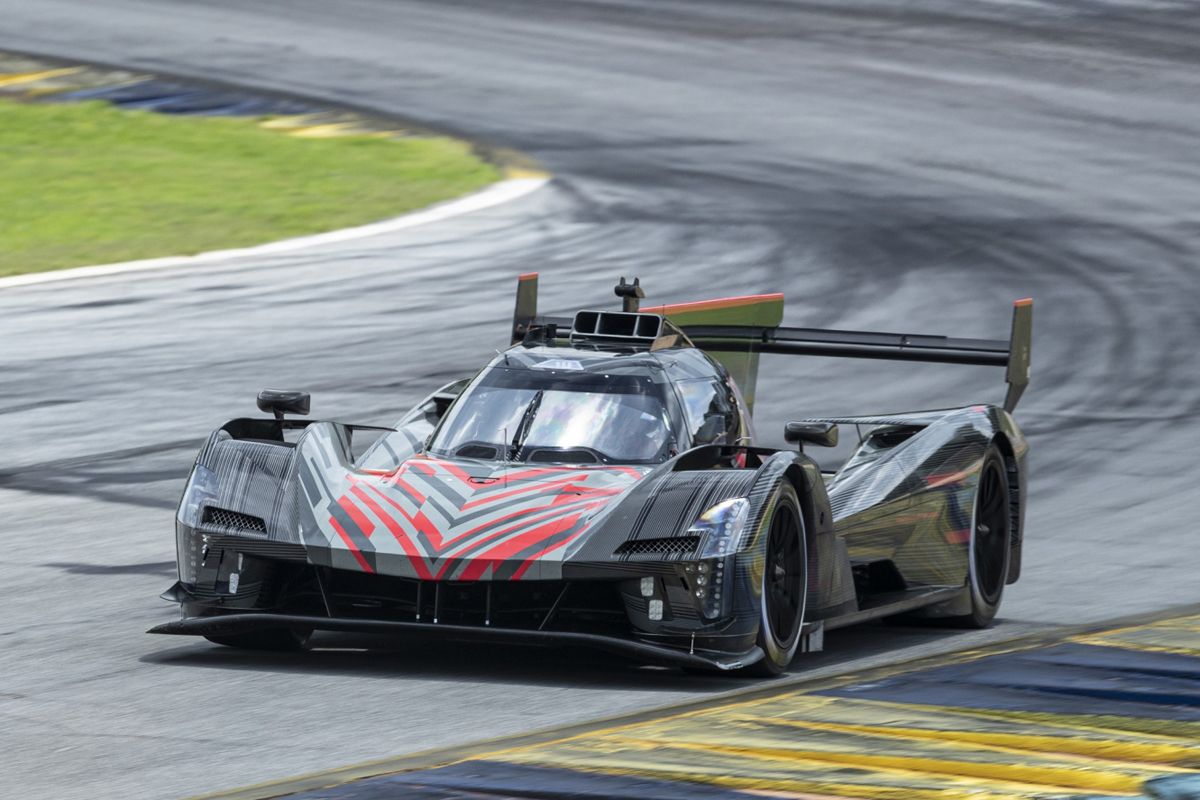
[1,2,1199,798]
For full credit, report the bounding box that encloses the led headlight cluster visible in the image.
[682,559,725,619]
[692,497,750,558]
[684,497,750,619]
[178,464,219,528]
[175,464,219,585]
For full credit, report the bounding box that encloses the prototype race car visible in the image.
[152,275,1032,674]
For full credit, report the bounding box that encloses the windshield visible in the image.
[428,366,673,464]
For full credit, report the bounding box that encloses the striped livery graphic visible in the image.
[296,425,648,581]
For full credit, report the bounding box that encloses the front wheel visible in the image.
[205,627,311,651]
[746,482,807,676]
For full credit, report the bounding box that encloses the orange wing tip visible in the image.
[1014,297,1033,306]
[518,272,539,281]
[643,292,785,314]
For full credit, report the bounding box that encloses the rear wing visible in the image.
[511,274,1033,412]
[684,297,1033,412]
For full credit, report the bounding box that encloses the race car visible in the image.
[151,275,1032,674]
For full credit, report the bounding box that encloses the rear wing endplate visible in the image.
[1004,298,1033,412]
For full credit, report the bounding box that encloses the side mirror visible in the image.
[784,421,838,449]
[257,389,311,421]
[693,413,727,445]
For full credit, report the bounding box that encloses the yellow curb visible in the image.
[0,66,81,86]
[287,123,400,138]
[187,603,1200,800]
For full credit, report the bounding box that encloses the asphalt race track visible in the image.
[1,2,1199,798]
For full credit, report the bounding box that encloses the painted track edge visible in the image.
[0,177,549,291]
[188,601,1200,800]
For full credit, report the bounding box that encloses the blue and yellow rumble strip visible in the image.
[0,51,391,137]
[0,52,541,177]
[206,611,1200,800]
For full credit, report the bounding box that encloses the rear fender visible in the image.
[824,406,1027,594]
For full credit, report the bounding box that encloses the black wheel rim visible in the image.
[973,459,1008,605]
[764,504,803,647]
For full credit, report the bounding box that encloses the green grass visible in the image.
[0,99,501,276]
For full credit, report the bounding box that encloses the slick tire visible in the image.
[946,445,1012,629]
[205,628,311,651]
[745,481,807,676]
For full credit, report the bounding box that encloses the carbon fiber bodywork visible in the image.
[816,407,1028,597]
[155,290,1030,671]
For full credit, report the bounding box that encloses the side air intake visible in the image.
[615,535,701,558]
[202,507,267,533]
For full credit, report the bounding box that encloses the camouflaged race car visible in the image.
[151,275,1032,674]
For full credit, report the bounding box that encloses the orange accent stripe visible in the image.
[642,292,784,315]
[945,527,971,544]
[924,469,972,489]
[1014,297,1033,306]
[518,272,538,280]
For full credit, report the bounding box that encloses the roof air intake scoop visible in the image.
[571,310,665,346]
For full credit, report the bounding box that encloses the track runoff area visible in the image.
[202,608,1200,800]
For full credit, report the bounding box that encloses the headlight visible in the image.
[681,497,750,621]
[178,464,219,527]
[691,497,750,558]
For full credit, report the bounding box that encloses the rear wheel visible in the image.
[205,628,311,651]
[949,446,1011,628]
[746,482,807,676]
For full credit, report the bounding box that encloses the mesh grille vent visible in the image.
[203,506,267,533]
[615,535,700,557]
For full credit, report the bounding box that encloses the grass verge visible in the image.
[0,99,501,276]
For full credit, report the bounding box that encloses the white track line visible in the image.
[0,176,549,290]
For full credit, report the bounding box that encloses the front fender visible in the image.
[742,451,855,623]
[184,425,303,543]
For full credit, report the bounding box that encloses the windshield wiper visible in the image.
[508,389,544,460]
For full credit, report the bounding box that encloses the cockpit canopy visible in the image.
[428,364,674,464]
[356,343,746,472]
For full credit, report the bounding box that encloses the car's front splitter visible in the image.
[146,611,819,672]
